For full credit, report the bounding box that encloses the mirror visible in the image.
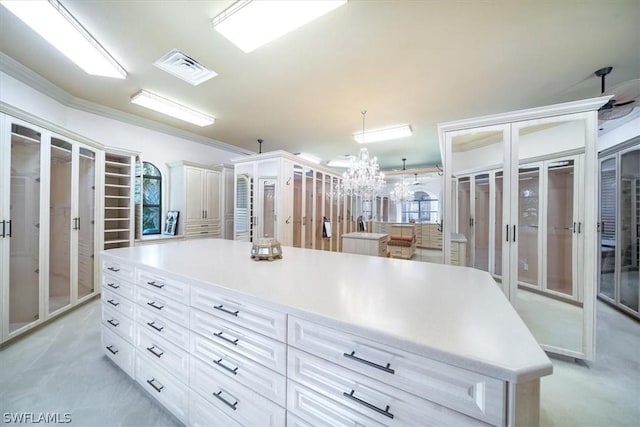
[234,163,253,241]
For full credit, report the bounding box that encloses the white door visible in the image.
[185,166,204,223]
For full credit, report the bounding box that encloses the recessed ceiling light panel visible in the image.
[212,0,347,53]
[0,0,127,78]
[153,49,217,86]
[130,90,215,127]
[353,124,413,144]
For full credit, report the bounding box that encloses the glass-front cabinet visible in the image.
[1,114,101,344]
[440,97,607,360]
[233,151,345,252]
[598,142,640,320]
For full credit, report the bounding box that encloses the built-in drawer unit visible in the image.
[102,327,135,378]
[191,284,287,342]
[289,348,490,426]
[135,354,188,424]
[136,268,190,305]
[190,357,286,427]
[191,309,286,374]
[102,305,135,343]
[190,331,286,406]
[102,273,135,301]
[102,259,135,281]
[287,381,383,427]
[136,286,189,328]
[189,389,242,427]
[135,326,189,382]
[102,288,135,320]
[288,316,505,425]
[136,306,190,350]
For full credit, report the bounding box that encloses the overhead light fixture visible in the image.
[327,157,354,168]
[130,90,215,127]
[212,0,347,53]
[295,152,321,164]
[342,111,386,196]
[0,0,127,78]
[353,124,412,144]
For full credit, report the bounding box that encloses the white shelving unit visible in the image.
[104,152,135,249]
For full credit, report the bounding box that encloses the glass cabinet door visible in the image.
[598,156,617,301]
[8,123,42,334]
[304,168,314,248]
[619,148,639,314]
[474,173,490,271]
[234,163,253,241]
[292,165,303,248]
[518,165,541,289]
[494,171,504,277]
[457,177,471,267]
[77,146,97,299]
[49,138,72,313]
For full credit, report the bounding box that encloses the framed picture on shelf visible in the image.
[163,211,179,235]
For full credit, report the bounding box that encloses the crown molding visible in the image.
[0,51,253,156]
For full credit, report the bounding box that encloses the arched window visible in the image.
[141,162,162,235]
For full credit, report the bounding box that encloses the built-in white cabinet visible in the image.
[440,96,608,360]
[1,113,101,344]
[169,162,222,238]
[234,151,347,252]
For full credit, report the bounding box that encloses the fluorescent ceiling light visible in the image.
[0,0,126,78]
[295,152,321,164]
[212,0,347,53]
[130,90,215,127]
[327,157,353,168]
[354,124,413,144]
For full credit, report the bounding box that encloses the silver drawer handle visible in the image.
[146,321,164,332]
[106,345,118,355]
[213,358,238,375]
[213,331,239,345]
[214,305,239,317]
[147,281,165,289]
[147,301,164,310]
[146,378,164,393]
[107,319,119,327]
[107,282,119,289]
[213,390,238,411]
[343,390,394,419]
[343,351,394,374]
[146,345,164,359]
[107,299,119,307]
[107,266,120,272]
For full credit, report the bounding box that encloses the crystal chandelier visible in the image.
[389,158,414,202]
[342,111,386,196]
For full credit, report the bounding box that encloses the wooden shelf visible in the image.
[104,152,134,249]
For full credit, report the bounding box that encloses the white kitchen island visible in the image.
[100,238,552,427]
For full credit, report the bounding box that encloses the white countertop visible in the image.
[102,238,551,383]
[342,232,388,240]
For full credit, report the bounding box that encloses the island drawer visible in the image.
[288,316,505,424]
[191,309,286,374]
[136,286,189,327]
[102,327,134,378]
[136,268,190,305]
[135,326,189,382]
[287,381,384,427]
[102,259,135,281]
[190,331,286,406]
[102,288,135,320]
[136,354,188,424]
[190,357,285,427]
[137,306,190,350]
[102,274,135,301]
[102,305,135,343]
[191,284,287,342]
[289,348,490,426]
[189,389,242,427]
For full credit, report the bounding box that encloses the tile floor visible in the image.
[0,296,638,426]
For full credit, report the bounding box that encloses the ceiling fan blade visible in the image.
[613,99,636,107]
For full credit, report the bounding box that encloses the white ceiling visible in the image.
[1,0,639,170]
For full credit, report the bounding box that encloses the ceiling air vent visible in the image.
[153,49,217,86]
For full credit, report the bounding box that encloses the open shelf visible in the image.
[104,152,134,249]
